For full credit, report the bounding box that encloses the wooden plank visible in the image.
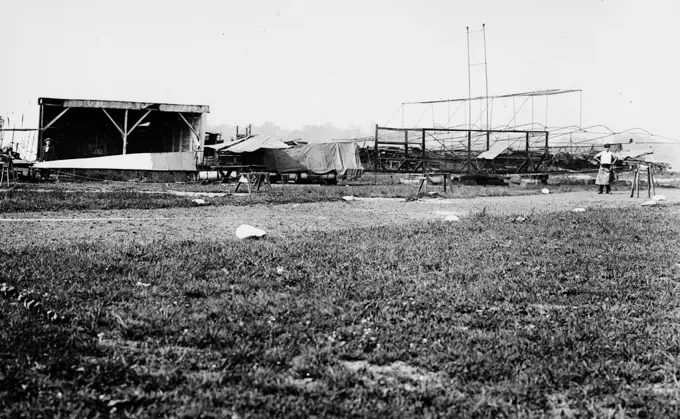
[126,110,152,135]
[40,98,209,114]
[42,108,70,131]
[179,113,201,151]
[102,109,125,136]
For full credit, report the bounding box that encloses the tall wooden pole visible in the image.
[374,124,379,171]
[467,130,472,173]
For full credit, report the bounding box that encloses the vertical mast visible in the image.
[466,26,472,131]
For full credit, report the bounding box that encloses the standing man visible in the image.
[41,138,57,161]
[39,138,57,180]
[594,143,617,194]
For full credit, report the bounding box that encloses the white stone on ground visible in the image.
[641,200,657,207]
[342,196,354,201]
[652,195,666,201]
[191,198,209,206]
[572,208,586,213]
[445,215,460,222]
[235,224,267,239]
[541,188,550,194]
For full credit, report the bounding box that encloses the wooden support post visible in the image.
[102,109,125,136]
[651,166,656,196]
[126,110,152,136]
[636,167,640,198]
[647,166,652,198]
[421,128,427,192]
[422,128,427,176]
[486,131,490,151]
[123,110,128,155]
[38,104,44,160]
[179,113,201,151]
[404,130,409,158]
[525,132,530,171]
[630,166,637,198]
[467,130,472,173]
[374,124,379,170]
[544,131,550,158]
[443,173,447,193]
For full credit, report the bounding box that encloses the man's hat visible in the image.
[44,138,52,143]
[603,143,610,148]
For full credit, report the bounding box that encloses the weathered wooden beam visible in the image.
[179,113,201,151]
[42,108,70,131]
[126,110,152,135]
[102,109,125,136]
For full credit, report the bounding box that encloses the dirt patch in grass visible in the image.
[1,188,678,249]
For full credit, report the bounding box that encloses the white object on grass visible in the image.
[135,281,151,288]
[192,198,209,206]
[445,215,460,222]
[235,224,267,239]
[652,195,666,201]
[342,196,354,201]
[641,200,657,207]
[572,208,586,213]
[541,188,550,194]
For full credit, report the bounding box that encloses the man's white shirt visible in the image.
[595,150,615,164]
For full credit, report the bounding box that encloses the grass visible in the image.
[2,206,680,416]
[0,181,575,214]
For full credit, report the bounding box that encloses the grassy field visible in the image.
[2,205,680,417]
[0,181,582,214]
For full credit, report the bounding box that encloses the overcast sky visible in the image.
[1,0,678,138]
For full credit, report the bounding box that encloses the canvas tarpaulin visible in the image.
[225,135,290,153]
[262,142,363,178]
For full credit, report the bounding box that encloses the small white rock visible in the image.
[652,195,666,201]
[641,200,657,207]
[445,215,460,222]
[192,198,208,206]
[541,188,550,194]
[342,196,355,201]
[572,208,586,213]
[135,281,151,288]
[235,224,267,239]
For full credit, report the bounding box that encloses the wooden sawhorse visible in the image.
[234,172,273,194]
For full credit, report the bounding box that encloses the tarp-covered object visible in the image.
[262,142,363,179]
[32,152,197,171]
[226,136,290,153]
